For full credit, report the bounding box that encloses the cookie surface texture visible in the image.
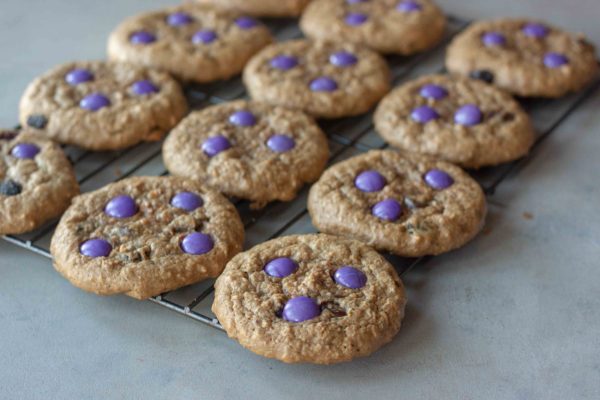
[193,0,312,17]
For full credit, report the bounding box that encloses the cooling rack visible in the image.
[3,16,599,331]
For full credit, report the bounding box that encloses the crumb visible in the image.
[482,226,493,235]
[522,212,534,220]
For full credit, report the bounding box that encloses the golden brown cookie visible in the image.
[446,18,598,98]
[374,74,535,168]
[163,100,329,208]
[50,176,244,299]
[300,0,446,55]
[107,4,272,83]
[213,234,406,364]
[192,0,311,17]
[1,129,79,235]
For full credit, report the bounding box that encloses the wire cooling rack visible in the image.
[3,16,600,331]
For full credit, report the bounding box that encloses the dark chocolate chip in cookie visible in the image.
[0,130,19,140]
[26,114,48,129]
[0,179,22,196]
[469,69,495,83]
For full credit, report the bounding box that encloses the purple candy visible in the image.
[192,30,218,44]
[235,16,259,29]
[454,104,483,126]
[396,0,422,12]
[372,198,402,221]
[181,232,214,255]
[229,110,257,127]
[80,239,112,258]
[355,170,386,192]
[544,52,569,68]
[347,0,368,3]
[130,31,156,44]
[105,195,138,219]
[482,31,506,47]
[282,296,321,322]
[264,257,299,278]
[11,143,40,159]
[310,76,338,92]
[167,12,193,26]
[270,55,298,70]
[202,136,231,157]
[65,69,94,85]
[330,51,358,67]
[131,80,159,95]
[267,135,295,153]
[171,192,203,212]
[522,23,548,38]
[419,84,448,100]
[334,266,367,289]
[411,105,439,123]
[345,13,368,26]
[80,93,110,111]
[424,169,454,190]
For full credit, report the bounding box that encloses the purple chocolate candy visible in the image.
[80,93,110,111]
[131,80,159,95]
[181,232,214,255]
[330,51,358,67]
[105,195,138,219]
[424,169,454,190]
[167,12,193,26]
[355,170,386,192]
[270,55,298,70]
[235,16,259,29]
[192,30,218,44]
[202,136,231,157]
[80,239,112,258]
[419,84,448,100]
[264,257,299,278]
[310,76,338,92]
[345,13,368,26]
[372,199,402,221]
[66,69,94,85]
[267,135,295,153]
[334,266,367,289]
[229,110,257,127]
[171,192,203,212]
[454,104,483,126]
[482,31,506,47]
[130,31,156,44]
[544,52,569,68]
[522,23,548,38]
[282,296,321,322]
[11,143,40,159]
[396,0,422,12]
[411,105,439,123]
[347,0,368,3]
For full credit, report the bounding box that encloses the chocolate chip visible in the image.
[469,70,494,84]
[27,114,48,129]
[321,302,347,318]
[502,113,515,122]
[0,179,22,196]
[0,130,19,140]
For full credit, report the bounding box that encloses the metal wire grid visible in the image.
[2,16,599,332]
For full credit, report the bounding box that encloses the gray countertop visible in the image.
[2,1,600,399]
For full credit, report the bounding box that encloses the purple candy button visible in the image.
[167,12,193,26]
[235,16,259,29]
[345,13,368,26]
[347,0,368,3]
[80,239,112,258]
[282,296,321,322]
[424,169,454,190]
[334,266,367,289]
[522,23,548,38]
[454,104,483,126]
[310,76,338,92]
[330,51,358,67]
[396,0,422,12]
[130,31,156,44]
[66,69,94,85]
[11,143,41,159]
[355,170,386,192]
[419,84,448,100]
[267,135,295,153]
[192,30,218,44]
[202,136,231,157]
[544,52,569,68]
[229,110,257,127]
[80,93,110,111]
[105,195,138,219]
[264,257,299,278]
[270,55,298,70]
[411,105,439,123]
[482,31,506,47]
[181,232,214,255]
[131,80,159,95]
[171,192,203,212]
[372,198,402,221]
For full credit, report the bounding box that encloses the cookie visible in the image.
[308,150,486,257]
[192,0,312,17]
[163,100,329,208]
[212,234,406,364]
[300,0,446,55]
[374,74,535,168]
[107,4,272,83]
[446,18,599,98]
[50,176,244,299]
[243,39,390,118]
[1,129,79,235]
[19,61,187,151]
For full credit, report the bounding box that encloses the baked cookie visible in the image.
[107,4,272,83]
[243,39,390,118]
[1,129,79,235]
[192,0,311,17]
[374,74,535,168]
[308,150,486,257]
[19,61,187,151]
[50,176,244,299]
[213,234,406,364]
[300,0,446,55]
[446,18,599,98]
[163,100,329,208]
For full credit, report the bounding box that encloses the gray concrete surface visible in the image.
[1,1,600,399]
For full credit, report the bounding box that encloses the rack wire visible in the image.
[3,16,599,332]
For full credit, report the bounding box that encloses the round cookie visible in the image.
[374,74,535,168]
[213,234,406,364]
[50,176,244,299]
[243,39,390,118]
[1,129,79,235]
[163,100,330,208]
[300,0,446,55]
[308,150,486,257]
[107,4,272,83]
[19,61,187,151]
[446,18,599,98]
[192,0,312,17]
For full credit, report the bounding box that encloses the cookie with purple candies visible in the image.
[446,18,598,98]
[107,4,272,83]
[19,61,187,151]
[192,0,312,17]
[212,234,406,364]
[1,129,79,235]
[162,100,329,208]
[308,150,486,257]
[50,176,244,299]
[243,39,390,118]
[374,74,535,168]
[300,0,446,55]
